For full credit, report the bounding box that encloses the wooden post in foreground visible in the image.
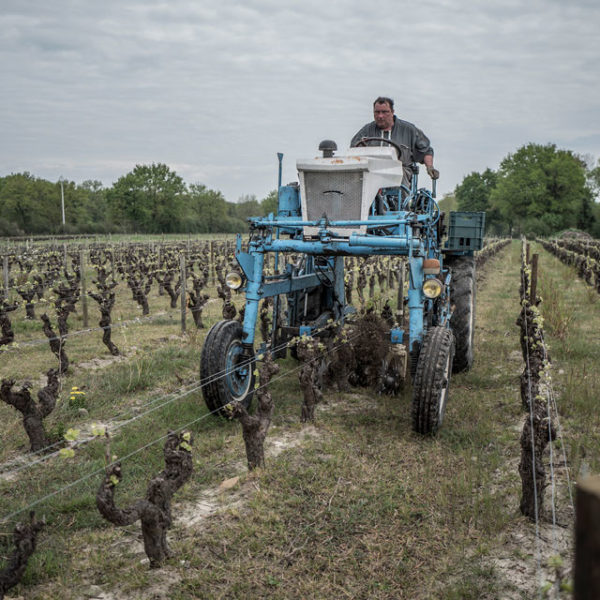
[575,475,600,599]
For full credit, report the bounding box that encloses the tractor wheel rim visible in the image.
[225,341,251,400]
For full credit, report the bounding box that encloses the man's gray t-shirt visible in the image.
[350,116,433,187]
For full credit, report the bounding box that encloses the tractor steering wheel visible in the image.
[355,137,408,162]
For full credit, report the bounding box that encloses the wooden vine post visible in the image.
[529,253,538,305]
[575,475,600,599]
[80,249,89,328]
[157,245,163,296]
[180,253,187,334]
[210,241,215,285]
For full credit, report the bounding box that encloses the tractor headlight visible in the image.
[423,277,443,299]
[225,271,243,290]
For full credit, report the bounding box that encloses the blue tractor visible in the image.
[200,139,484,434]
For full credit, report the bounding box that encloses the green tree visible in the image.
[586,159,600,236]
[107,163,186,233]
[438,192,458,213]
[232,194,262,221]
[0,173,62,234]
[187,184,231,232]
[455,169,497,212]
[576,190,596,232]
[591,201,600,238]
[0,173,36,234]
[58,179,98,234]
[587,159,600,199]
[78,180,110,232]
[260,190,278,215]
[454,168,502,234]
[489,143,589,237]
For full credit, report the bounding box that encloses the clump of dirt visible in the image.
[78,345,142,372]
[348,310,389,387]
[324,326,356,393]
[78,355,129,371]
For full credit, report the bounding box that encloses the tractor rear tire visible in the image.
[447,255,476,373]
[411,326,455,435]
[201,320,255,417]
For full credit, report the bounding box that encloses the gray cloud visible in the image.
[1,0,599,201]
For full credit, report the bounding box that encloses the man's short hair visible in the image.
[373,96,394,111]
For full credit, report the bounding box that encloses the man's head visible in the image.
[373,97,394,131]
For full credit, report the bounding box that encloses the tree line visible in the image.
[1,143,599,237]
[452,143,600,237]
[0,163,277,236]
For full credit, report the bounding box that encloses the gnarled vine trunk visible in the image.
[0,512,44,600]
[0,369,59,452]
[96,431,193,568]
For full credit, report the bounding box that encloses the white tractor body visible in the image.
[297,146,404,238]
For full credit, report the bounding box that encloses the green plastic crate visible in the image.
[445,211,485,251]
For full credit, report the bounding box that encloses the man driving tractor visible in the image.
[351,96,440,189]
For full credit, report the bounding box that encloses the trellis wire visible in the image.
[0,322,362,526]
[0,315,360,479]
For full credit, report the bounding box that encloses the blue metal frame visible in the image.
[233,162,456,361]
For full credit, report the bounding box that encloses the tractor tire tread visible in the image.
[412,326,454,435]
[201,320,254,416]
[200,320,229,413]
[447,255,476,373]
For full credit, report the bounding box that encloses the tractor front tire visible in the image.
[447,255,476,373]
[201,320,255,417]
[411,326,455,435]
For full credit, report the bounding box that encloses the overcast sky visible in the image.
[2,0,599,203]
